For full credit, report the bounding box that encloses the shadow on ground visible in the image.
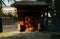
[0,32,60,39]
[0,32,51,39]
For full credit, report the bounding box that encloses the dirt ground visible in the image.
[0,31,58,39]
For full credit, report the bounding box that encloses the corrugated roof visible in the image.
[12,1,47,6]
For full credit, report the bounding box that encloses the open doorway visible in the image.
[18,10,41,32]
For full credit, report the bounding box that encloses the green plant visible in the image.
[0,0,16,17]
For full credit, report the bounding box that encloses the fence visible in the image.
[2,17,18,32]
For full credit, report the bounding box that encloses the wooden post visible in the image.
[0,17,3,32]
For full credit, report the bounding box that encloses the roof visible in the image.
[2,6,16,10]
[12,1,47,6]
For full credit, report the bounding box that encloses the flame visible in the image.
[18,16,40,32]
[25,16,33,31]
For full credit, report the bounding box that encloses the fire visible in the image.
[18,16,40,32]
[18,21,24,31]
[24,16,33,31]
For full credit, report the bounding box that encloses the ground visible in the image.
[1,23,60,39]
[0,31,60,39]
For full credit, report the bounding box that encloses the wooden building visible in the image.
[11,1,48,32]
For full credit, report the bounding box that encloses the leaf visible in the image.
[1,0,6,6]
